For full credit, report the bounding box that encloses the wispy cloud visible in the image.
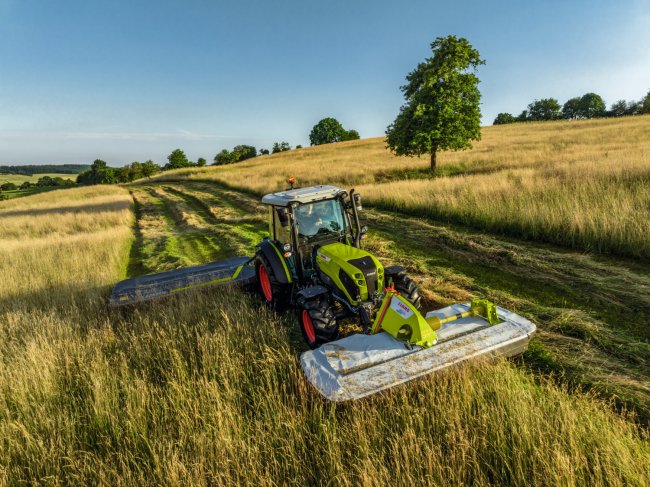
[0,130,241,142]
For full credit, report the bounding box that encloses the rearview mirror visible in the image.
[353,193,362,211]
[276,207,289,227]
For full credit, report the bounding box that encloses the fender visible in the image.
[296,285,329,305]
[256,239,293,284]
[384,265,407,276]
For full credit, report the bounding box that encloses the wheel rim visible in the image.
[258,265,273,302]
[301,310,316,344]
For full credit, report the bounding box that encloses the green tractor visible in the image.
[111,182,536,401]
[254,184,429,349]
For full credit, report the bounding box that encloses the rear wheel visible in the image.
[387,270,422,310]
[255,254,291,312]
[297,297,338,349]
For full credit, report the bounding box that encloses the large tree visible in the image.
[230,145,257,162]
[77,159,116,185]
[493,113,515,125]
[578,93,606,119]
[213,149,234,165]
[141,160,160,177]
[527,98,561,121]
[165,149,191,170]
[309,118,346,145]
[562,97,581,119]
[386,35,484,171]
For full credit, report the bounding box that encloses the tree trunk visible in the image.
[430,150,437,172]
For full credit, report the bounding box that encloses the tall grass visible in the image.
[358,158,650,258]
[1,167,649,485]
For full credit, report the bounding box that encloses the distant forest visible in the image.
[0,164,90,175]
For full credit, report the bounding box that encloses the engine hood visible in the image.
[315,242,384,304]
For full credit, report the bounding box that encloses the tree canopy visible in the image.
[213,145,257,165]
[165,149,192,170]
[272,142,291,153]
[562,97,581,120]
[493,113,516,125]
[77,159,117,185]
[527,98,562,121]
[309,118,346,145]
[578,93,606,119]
[308,119,360,146]
[385,35,484,171]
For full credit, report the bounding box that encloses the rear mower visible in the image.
[110,180,536,401]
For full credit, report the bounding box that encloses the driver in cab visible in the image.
[296,202,335,238]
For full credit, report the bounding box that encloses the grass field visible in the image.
[150,115,650,259]
[1,117,649,484]
[0,173,78,200]
[0,173,77,184]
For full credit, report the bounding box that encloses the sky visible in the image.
[0,0,649,166]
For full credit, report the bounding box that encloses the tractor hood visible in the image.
[315,242,384,304]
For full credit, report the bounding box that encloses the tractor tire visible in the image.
[255,253,291,312]
[297,297,339,349]
[388,271,422,311]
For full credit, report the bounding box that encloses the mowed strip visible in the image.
[126,184,268,278]
[160,183,267,258]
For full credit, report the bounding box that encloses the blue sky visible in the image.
[1,0,648,165]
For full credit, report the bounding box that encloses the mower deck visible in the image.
[109,256,254,306]
[300,303,536,401]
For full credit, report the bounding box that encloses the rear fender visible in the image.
[256,239,293,284]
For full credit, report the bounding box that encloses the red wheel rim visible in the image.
[301,310,316,344]
[258,265,273,302]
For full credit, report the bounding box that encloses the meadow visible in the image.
[151,115,650,259]
[1,117,649,484]
[1,180,649,485]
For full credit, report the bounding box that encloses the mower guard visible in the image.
[109,256,255,306]
[300,303,536,401]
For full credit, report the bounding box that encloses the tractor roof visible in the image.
[261,185,345,206]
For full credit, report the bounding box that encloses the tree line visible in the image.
[75,117,361,185]
[494,90,650,124]
[0,164,89,176]
[0,175,76,199]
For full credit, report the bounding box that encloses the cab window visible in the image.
[272,206,292,245]
[295,199,347,240]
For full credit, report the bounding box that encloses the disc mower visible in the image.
[111,181,536,401]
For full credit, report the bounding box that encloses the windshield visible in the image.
[295,199,347,242]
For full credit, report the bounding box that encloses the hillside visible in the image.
[151,115,650,258]
[1,117,649,484]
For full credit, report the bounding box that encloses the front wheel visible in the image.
[297,297,338,349]
[387,270,422,311]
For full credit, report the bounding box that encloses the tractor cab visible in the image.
[261,184,365,279]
